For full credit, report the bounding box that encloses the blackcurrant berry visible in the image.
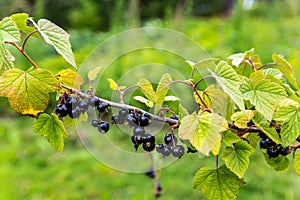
[65,96,78,110]
[97,102,109,113]
[265,138,276,148]
[279,146,290,156]
[157,183,162,191]
[91,118,99,127]
[164,133,177,146]
[118,109,129,118]
[126,113,138,127]
[267,147,279,158]
[258,132,268,140]
[55,104,68,117]
[69,108,81,118]
[88,96,100,107]
[131,135,143,145]
[142,142,155,152]
[133,143,139,151]
[156,144,164,153]
[133,126,145,136]
[172,145,185,158]
[168,115,178,126]
[142,133,155,143]
[161,146,172,156]
[144,169,155,179]
[139,113,152,127]
[260,139,267,149]
[78,100,89,112]
[98,121,109,133]
[111,114,125,124]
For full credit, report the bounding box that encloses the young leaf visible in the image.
[133,96,154,108]
[227,53,244,67]
[263,153,290,171]
[10,13,35,34]
[209,61,245,110]
[193,58,220,69]
[221,140,255,178]
[231,110,254,129]
[88,66,102,81]
[33,113,69,152]
[30,19,77,69]
[273,105,300,146]
[294,152,300,176]
[240,77,286,121]
[107,78,119,91]
[56,69,84,90]
[178,112,228,156]
[252,111,281,144]
[0,37,15,72]
[194,164,245,200]
[272,54,299,90]
[137,78,156,102]
[155,73,172,105]
[0,67,59,117]
[0,17,20,42]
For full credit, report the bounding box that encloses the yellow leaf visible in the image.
[88,66,102,81]
[56,69,83,89]
[107,78,119,90]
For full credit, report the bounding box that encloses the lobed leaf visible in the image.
[221,140,255,178]
[194,164,245,200]
[0,17,20,42]
[263,153,290,171]
[33,113,69,152]
[10,13,35,34]
[231,110,254,129]
[0,37,15,73]
[0,67,59,116]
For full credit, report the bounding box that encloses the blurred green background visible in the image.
[1,0,300,199]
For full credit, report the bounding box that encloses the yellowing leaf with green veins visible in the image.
[88,66,102,81]
[155,73,172,105]
[240,77,286,121]
[164,96,180,101]
[263,153,290,171]
[56,69,83,90]
[231,110,254,129]
[221,140,255,178]
[0,67,59,117]
[246,133,260,148]
[10,13,35,34]
[0,37,15,73]
[194,165,245,200]
[178,112,228,156]
[252,111,281,144]
[33,113,69,152]
[211,137,222,156]
[209,61,245,110]
[222,131,241,146]
[137,78,156,102]
[273,105,300,146]
[272,54,299,90]
[133,96,154,107]
[294,152,300,176]
[0,17,20,42]
[30,18,77,69]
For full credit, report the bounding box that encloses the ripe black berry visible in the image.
[133,143,139,151]
[55,104,68,117]
[91,118,99,127]
[156,144,164,153]
[118,109,129,118]
[267,147,279,158]
[131,135,143,145]
[260,139,267,149]
[139,113,152,127]
[168,115,178,126]
[142,142,155,152]
[133,126,145,136]
[88,96,100,107]
[126,113,138,126]
[164,133,177,146]
[98,121,109,133]
[79,100,89,112]
[97,102,109,113]
[144,169,155,179]
[279,146,290,156]
[65,96,78,110]
[258,132,268,140]
[265,138,276,148]
[69,108,81,118]
[172,145,185,158]
[161,146,172,156]
[142,133,155,143]
[111,114,125,124]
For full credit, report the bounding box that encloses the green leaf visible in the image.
[245,132,260,148]
[273,105,300,146]
[133,96,154,107]
[178,112,228,156]
[137,78,156,102]
[88,66,102,81]
[0,37,15,73]
[0,67,59,117]
[193,58,220,69]
[209,61,245,110]
[0,17,20,42]
[164,96,180,101]
[56,69,83,90]
[30,18,77,69]
[227,53,244,67]
[33,113,69,152]
[194,164,245,200]
[178,104,189,120]
[240,77,286,121]
[294,152,300,176]
[10,13,35,34]
[231,110,254,129]
[221,140,255,178]
[264,153,290,171]
[252,111,281,144]
[222,131,240,146]
[155,73,172,105]
[262,68,282,79]
[272,54,299,90]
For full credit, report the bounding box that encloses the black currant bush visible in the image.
[0,13,300,200]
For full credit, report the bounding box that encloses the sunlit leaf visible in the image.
[231,110,254,129]
[0,17,20,42]
[107,78,119,91]
[88,66,102,81]
[263,153,290,171]
[194,165,245,200]
[56,69,83,90]
[33,113,69,152]
[295,152,300,176]
[164,95,180,101]
[133,96,154,107]
[10,13,35,34]
[155,73,172,105]
[137,78,156,102]
[0,37,15,73]
[222,131,240,146]
[193,58,220,69]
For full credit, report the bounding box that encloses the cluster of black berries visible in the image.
[259,132,290,158]
[156,133,185,158]
[111,109,155,151]
[55,95,89,118]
